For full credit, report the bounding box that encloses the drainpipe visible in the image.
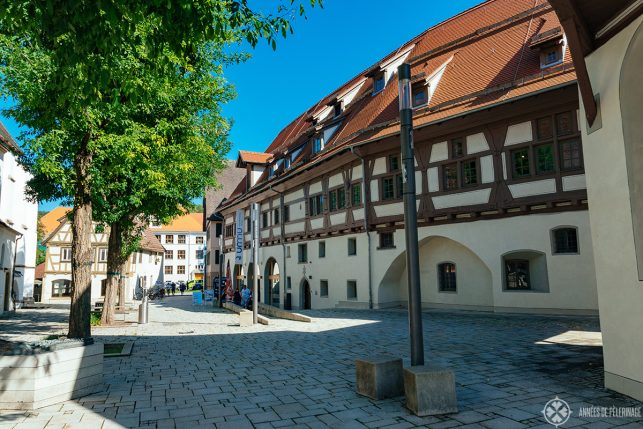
[350,147,373,310]
[10,232,23,311]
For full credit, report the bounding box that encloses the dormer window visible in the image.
[312,135,324,155]
[412,82,429,108]
[373,72,386,94]
[333,101,344,117]
[530,28,566,69]
[284,157,291,169]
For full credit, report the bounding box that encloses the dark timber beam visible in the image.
[549,0,598,126]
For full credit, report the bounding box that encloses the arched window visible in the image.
[438,262,457,292]
[552,227,579,254]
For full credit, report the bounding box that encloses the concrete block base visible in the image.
[356,357,404,400]
[238,310,253,327]
[403,365,457,416]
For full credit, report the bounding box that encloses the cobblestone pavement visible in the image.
[1,296,642,428]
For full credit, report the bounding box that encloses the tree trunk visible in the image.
[101,222,122,325]
[118,259,127,309]
[68,144,93,339]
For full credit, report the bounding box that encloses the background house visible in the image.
[0,122,38,314]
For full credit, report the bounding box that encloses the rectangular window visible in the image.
[274,208,280,225]
[348,238,357,256]
[312,136,323,154]
[155,234,161,242]
[177,265,185,275]
[560,139,582,171]
[329,190,337,212]
[337,188,346,209]
[556,112,573,136]
[139,252,143,263]
[373,73,385,93]
[438,262,457,292]
[505,260,530,290]
[165,265,173,275]
[287,246,291,258]
[320,280,329,297]
[309,194,324,216]
[319,241,326,258]
[215,223,222,237]
[178,250,185,260]
[284,205,290,222]
[553,228,579,254]
[451,138,465,158]
[443,163,458,190]
[462,160,478,186]
[298,244,307,263]
[131,253,137,265]
[61,247,72,262]
[196,250,204,259]
[382,177,395,200]
[284,157,291,169]
[97,248,108,262]
[334,102,343,117]
[225,225,234,237]
[389,155,400,172]
[351,183,362,206]
[511,148,531,178]
[379,232,394,249]
[165,235,174,244]
[196,236,204,244]
[536,116,553,140]
[165,250,173,260]
[412,83,428,107]
[262,212,269,228]
[214,250,220,264]
[52,280,71,297]
[287,276,292,289]
[535,144,555,175]
[246,217,251,232]
[347,280,357,300]
[178,235,186,244]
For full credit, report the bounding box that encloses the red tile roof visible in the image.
[140,229,165,253]
[223,0,577,209]
[237,150,272,166]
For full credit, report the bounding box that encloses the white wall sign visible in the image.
[235,209,244,265]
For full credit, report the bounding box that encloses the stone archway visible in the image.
[264,258,280,307]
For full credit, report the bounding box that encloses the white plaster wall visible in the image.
[504,121,533,146]
[373,158,386,175]
[284,189,304,203]
[330,213,346,226]
[562,174,587,191]
[374,202,403,218]
[509,179,556,198]
[352,165,363,181]
[480,155,495,184]
[370,180,380,202]
[580,16,643,400]
[328,173,343,189]
[428,167,439,192]
[374,211,597,312]
[353,208,364,222]
[432,188,491,209]
[415,171,423,194]
[429,142,448,163]
[310,218,324,230]
[309,181,322,195]
[289,200,306,221]
[285,222,305,235]
[466,133,489,154]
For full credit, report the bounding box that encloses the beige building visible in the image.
[218,0,600,315]
[41,213,165,305]
[548,0,643,402]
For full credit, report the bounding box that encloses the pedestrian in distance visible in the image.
[179,283,186,295]
[233,289,242,306]
[171,282,176,295]
[241,285,251,308]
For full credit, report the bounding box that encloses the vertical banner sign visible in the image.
[235,209,244,265]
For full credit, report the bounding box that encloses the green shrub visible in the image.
[90,311,102,326]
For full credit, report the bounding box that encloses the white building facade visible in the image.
[151,213,206,284]
[0,123,38,314]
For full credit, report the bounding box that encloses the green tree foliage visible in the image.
[0,0,321,337]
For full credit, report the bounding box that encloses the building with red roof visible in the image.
[218,0,598,314]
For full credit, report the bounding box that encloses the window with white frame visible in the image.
[61,247,72,262]
[98,248,108,262]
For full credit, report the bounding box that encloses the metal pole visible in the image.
[251,203,260,324]
[398,63,425,366]
[218,233,224,308]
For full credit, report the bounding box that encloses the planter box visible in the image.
[0,343,104,410]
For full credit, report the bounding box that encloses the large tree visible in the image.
[0,0,320,338]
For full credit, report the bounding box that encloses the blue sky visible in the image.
[1,0,481,212]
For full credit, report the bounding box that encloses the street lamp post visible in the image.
[251,203,260,324]
[218,233,224,308]
[398,63,425,367]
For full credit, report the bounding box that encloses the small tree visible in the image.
[0,0,320,338]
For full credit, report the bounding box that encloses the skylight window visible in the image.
[333,101,343,117]
[412,82,429,107]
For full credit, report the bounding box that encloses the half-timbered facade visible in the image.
[41,217,165,305]
[219,0,598,314]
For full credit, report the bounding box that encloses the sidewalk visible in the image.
[1,296,642,428]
